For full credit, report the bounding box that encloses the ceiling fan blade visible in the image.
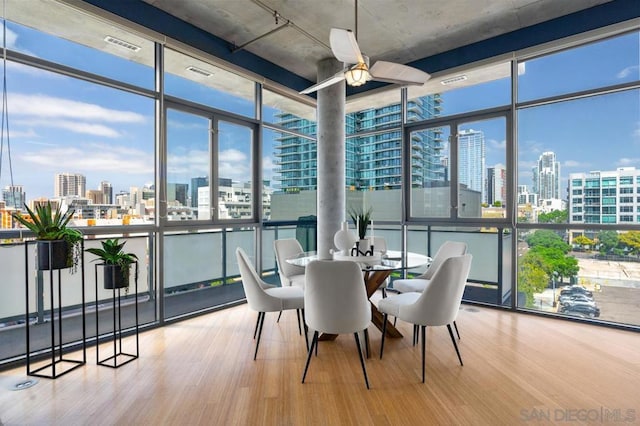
[369,61,431,86]
[330,28,364,65]
[299,71,345,94]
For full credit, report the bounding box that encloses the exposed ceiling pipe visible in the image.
[231,0,331,53]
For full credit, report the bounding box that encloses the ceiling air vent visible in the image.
[440,75,468,85]
[186,66,213,77]
[104,36,141,52]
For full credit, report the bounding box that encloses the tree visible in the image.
[538,209,568,224]
[492,201,502,207]
[619,231,640,256]
[596,230,619,254]
[573,235,594,250]
[526,229,570,253]
[518,251,548,307]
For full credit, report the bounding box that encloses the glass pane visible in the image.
[3,62,154,226]
[409,125,451,218]
[518,31,640,102]
[458,117,507,219]
[265,127,317,221]
[517,89,639,224]
[6,1,154,89]
[262,89,316,125]
[407,61,511,119]
[163,229,250,318]
[166,108,210,221]
[165,48,255,118]
[217,121,253,220]
[517,228,640,327]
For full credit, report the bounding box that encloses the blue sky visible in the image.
[0,20,638,202]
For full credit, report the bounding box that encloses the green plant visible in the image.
[12,202,83,271]
[348,206,372,239]
[86,238,138,278]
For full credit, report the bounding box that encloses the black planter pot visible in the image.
[103,264,130,290]
[37,240,72,270]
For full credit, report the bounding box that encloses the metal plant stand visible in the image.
[25,240,86,379]
[95,261,139,368]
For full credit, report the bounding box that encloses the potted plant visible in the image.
[12,202,83,271]
[86,238,138,290]
[348,206,372,240]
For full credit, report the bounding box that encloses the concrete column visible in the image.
[316,58,345,260]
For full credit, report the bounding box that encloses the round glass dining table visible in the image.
[287,250,431,343]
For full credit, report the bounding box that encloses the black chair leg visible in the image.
[254,312,265,360]
[253,312,261,339]
[381,287,387,298]
[380,314,388,359]
[354,332,370,389]
[421,325,426,383]
[453,320,461,340]
[413,324,419,346]
[276,311,282,323]
[302,331,319,384]
[296,309,302,335]
[447,324,464,366]
[302,309,309,351]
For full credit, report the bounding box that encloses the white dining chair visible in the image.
[392,241,467,339]
[274,239,306,288]
[372,236,389,297]
[378,254,472,383]
[236,247,307,360]
[302,260,372,389]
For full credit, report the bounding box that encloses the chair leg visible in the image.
[254,312,265,360]
[302,331,319,384]
[380,314,388,359]
[413,324,419,346]
[421,325,426,383]
[253,312,261,339]
[363,329,370,359]
[354,332,370,389]
[381,287,387,298]
[302,309,309,351]
[447,324,464,366]
[393,316,397,327]
[296,309,302,335]
[276,311,282,323]
[453,320,461,340]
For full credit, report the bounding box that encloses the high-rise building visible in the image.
[54,173,86,197]
[190,177,208,207]
[2,185,25,209]
[486,165,506,205]
[517,185,538,206]
[273,96,443,192]
[568,167,639,224]
[100,181,113,204]
[532,151,561,202]
[458,129,486,199]
[167,183,188,206]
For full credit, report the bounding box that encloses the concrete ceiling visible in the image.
[143,0,612,83]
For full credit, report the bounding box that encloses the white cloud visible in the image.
[167,149,209,175]
[14,118,120,137]
[18,142,153,175]
[618,157,640,166]
[488,139,506,150]
[617,65,639,79]
[9,93,145,123]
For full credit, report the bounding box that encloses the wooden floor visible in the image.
[1,297,638,425]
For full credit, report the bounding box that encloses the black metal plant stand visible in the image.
[25,240,86,379]
[95,261,139,368]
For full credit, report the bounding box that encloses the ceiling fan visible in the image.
[300,2,431,95]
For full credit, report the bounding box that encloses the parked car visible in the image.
[558,293,595,305]
[559,285,593,298]
[559,302,600,318]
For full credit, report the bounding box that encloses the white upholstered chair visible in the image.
[392,241,467,338]
[236,247,307,360]
[273,239,306,288]
[302,260,372,389]
[378,254,472,383]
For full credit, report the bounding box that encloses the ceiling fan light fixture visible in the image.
[345,63,370,87]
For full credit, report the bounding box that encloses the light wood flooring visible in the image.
[1,298,639,425]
